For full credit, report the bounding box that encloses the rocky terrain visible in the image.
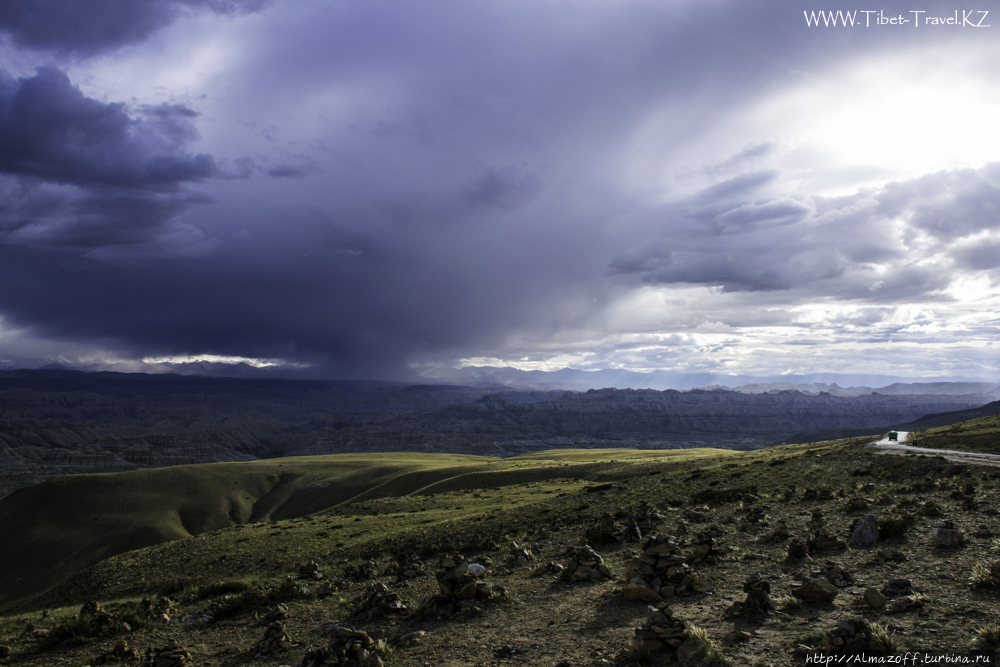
[0,370,996,499]
[1,422,1000,666]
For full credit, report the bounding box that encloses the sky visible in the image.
[0,0,998,381]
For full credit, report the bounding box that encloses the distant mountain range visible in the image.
[419,365,1000,394]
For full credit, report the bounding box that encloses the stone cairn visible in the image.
[849,514,880,547]
[931,519,965,546]
[687,527,727,565]
[761,519,789,543]
[802,486,833,501]
[263,604,289,623]
[143,639,192,667]
[725,574,775,618]
[298,626,384,667]
[738,506,768,532]
[420,555,492,616]
[811,561,854,588]
[252,621,293,656]
[584,513,625,544]
[396,555,425,579]
[559,545,614,583]
[786,538,809,561]
[298,561,324,581]
[793,618,889,656]
[79,601,129,638]
[622,535,714,601]
[92,639,142,665]
[352,583,408,620]
[630,602,690,659]
[140,596,176,623]
[345,560,378,581]
[880,578,923,613]
[916,501,941,516]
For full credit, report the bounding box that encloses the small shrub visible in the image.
[686,623,729,666]
[878,515,917,540]
[975,623,1000,650]
[198,578,257,598]
[970,562,994,589]
[773,595,803,611]
[625,636,651,666]
[869,621,895,651]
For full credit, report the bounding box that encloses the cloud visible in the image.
[0,0,270,57]
[0,66,218,253]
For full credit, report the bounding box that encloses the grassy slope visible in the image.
[0,449,715,614]
[912,413,1000,454]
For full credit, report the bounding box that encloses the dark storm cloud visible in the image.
[0,0,270,56]
[0,67,216,190]
[0,66,218,251]
[0,0,995,376]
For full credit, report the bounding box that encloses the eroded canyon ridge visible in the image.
[2,369,998,499]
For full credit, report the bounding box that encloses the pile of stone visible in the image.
[395,556,425,579]
[809,562,854,588]
[352,583,408,620]
[143,639,192,667]
[879,578,923,613]
[916,501,941,516]
[139,596,176,623]
[874,547,907,563]
[931,519,965,546]
[975,525,991,538]
[630,501,666,536]
[786,538,809,561]
[420,555,492,616]
[584,513,626,544]
[92,639,141,665]
[802,486,833,501]
[529,561,567,578]
[298,626,383,667]
[298,561,324,581]
[761,519,789,543]
[804,618,889,654]
[630,602,690,658]
[849,515,879,547]
[725,574,775,618]
[252,621,293,656]
[263,604,288,623]
[783,486,797,501]
[683,507,710,523]
[78,601,126,638]
[687,529,728,565]
[509,542,533,568]
[344,561,378,581]
[560,545,614,582]
[622,534,714,601]
[738,506,768,532]
[811,526,847,552]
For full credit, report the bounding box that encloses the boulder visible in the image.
[849,515,879,547]
[931,520,965,547]
[863,587,886,609]
[792,577,839,603]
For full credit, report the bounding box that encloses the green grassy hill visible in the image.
[4,431,1000,666]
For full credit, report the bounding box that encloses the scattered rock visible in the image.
[344,561,378,581]
[810,561,854,588]
[530,561,567,578]
[395,555,426,579]
[849,514,879,547]
[509,541,534,568]
[760,519,789,543]
[623,578,662,603]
